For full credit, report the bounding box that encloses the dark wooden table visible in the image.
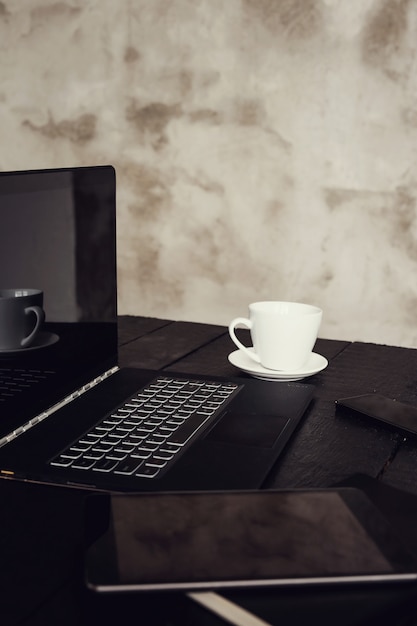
[3,316,417,626]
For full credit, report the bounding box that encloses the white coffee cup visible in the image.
[228,301,322,371]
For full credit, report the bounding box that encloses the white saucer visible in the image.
[0,332,59,355]
[228,349,328,381]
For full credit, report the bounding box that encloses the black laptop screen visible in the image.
[0,165,118,434]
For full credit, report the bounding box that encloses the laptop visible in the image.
[0,165,314,492]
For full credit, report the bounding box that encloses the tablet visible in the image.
[85,488,417,592]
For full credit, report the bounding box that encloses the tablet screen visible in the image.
[85,488,417,591]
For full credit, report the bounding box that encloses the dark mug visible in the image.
[0,288,45,350]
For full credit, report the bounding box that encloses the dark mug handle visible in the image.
[22,305,45,348]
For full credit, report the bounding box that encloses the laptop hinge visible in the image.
[0,366,119,449]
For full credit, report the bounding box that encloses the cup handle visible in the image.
[22,306,45,348]
[228,317,261,364]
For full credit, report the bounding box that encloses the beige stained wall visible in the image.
[1,0,417,346]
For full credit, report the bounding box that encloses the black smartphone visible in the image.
[84,488,417,592]
[336,394,417,437]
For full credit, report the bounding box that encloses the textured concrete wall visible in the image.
[1,0,417,346]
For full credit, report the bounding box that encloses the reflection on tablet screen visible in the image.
[112,491,392,585]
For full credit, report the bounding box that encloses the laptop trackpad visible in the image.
[206,412,290,448]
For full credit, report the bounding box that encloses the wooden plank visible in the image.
[164,332,242,377]
[117,315,172,345]
[118,320,226,369]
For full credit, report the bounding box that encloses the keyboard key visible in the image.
[131,450,152,460]
[166,417,186,426]
[114,458,144,475]
[62,449,83,459]
[153,450,175,461]
[147,457,167,468]
[72,458,96,470]
[93,458,118,472]
[144,418,164,427]
[105,451,128,461]
[135,464,161,478]
[50,455,74,467]
[144,432,165,444]
[116,443,136,453]
[107,431,128,441]
[136,425,157,434]
[92,443,114,453]
[137,442,159,453]
[160,422,179,432]
[69,442,92,452]
[83,451,105,461]
[79,434,102,445]
[160,442,182,454]
[96,423,116,432]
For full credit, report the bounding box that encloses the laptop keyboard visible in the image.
[50,375,240,479]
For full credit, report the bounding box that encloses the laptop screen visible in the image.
[0,165,118,437]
